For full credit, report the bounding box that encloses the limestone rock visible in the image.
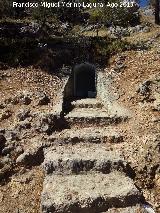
[137,80,151,96]
[109,26,130,38]
[5,130,19,141]
[153,92,160,111]
[36,92,50,106]
[14,146,24,155]
[0,102,6,109]
[14,120,32,131]
[65,108,128,128]
[0,159,13,181]
[0,156,12,165]
[16,109,31,121]
[1,145,15,155]
[2,91,32,106]
[20,95,32,105]
[20,22,40,35]
[0,109,12,121]
[0,129,5,134]
[16,143,44,166]
[34,113,60,133]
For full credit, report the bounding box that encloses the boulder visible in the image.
[16,109,31,121]
[14,120,31,131]
[16,144,44,166]
[1,145,15,155]
[137,80,151,96]
[153,93,160,111]
[0,102,6,109]
[5,130,19,141]
[36,92,50,106]
[0,163,13,181]
[20,95,32,105]
[0,109,12,121]
[0,129,5,134]
[34,113,58,134]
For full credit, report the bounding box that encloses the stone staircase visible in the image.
[64,98,128,128]
[40,98,145,213]
[41,144,144,213]
[48,127,123,144]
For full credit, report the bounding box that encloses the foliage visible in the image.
[0,0,140,27]
[0,0,84,24]
[0,0,141,69]
[90,36,131,65]
[88,0,140,27]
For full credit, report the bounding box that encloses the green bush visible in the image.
[88,0,140,27]
[90,36,131,65]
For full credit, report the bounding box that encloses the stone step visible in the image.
[65,108,128,128]
[41,172,143,213]
[102,205,145,212]
[49,127,123,144]
[42,144,131,175]
[71,98,104,109]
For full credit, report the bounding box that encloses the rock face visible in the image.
[108,25,150,38]
[64,98,129,128]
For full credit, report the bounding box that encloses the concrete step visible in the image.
[41,172,143,213]
[48,127,123,144]
[42,144,132,175]
[71,98,104,109]
[65,108,128,128]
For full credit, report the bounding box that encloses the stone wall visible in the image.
[97,72,113,108]
[63,75,74,99]
[53,76,70,117]
[97,71,132,118]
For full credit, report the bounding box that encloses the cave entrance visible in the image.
[73,63,96,99]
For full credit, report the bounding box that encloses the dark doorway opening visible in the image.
[73,63,96,99]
